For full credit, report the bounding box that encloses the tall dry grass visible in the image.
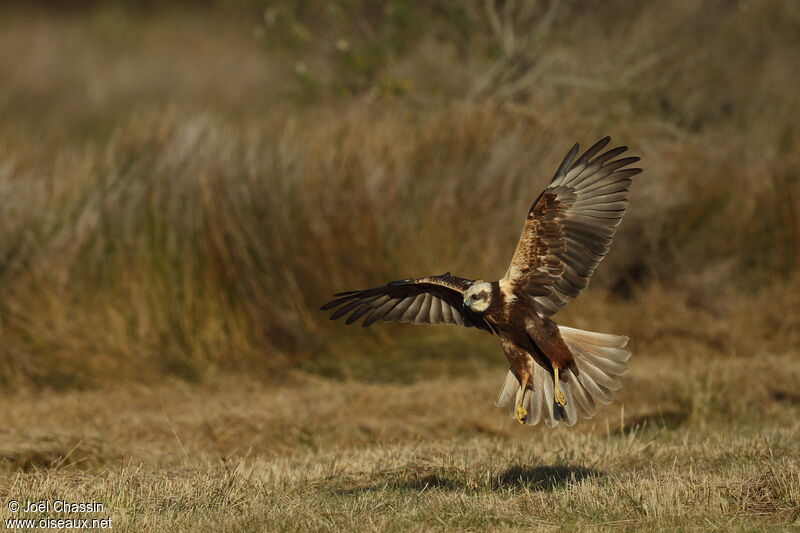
[0,0,798,388]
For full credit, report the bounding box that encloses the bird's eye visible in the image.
[472,294,479,300]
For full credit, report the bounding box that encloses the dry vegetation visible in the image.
[0,0,798,530]
[1,356,799,531]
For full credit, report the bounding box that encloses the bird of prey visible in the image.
[321,137,641,427]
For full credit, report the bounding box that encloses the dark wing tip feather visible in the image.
[332,290,360,297]
[361,314,380,328]
[576,136,611,165]
[592,145,628,165]
[615,156,640,165]
[621,168,643,176]
[320,300,341,311]
[320,292,362,310]
[554,143,580,179]
[345,305,372,325]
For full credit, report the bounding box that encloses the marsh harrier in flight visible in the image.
[321,137,641,427]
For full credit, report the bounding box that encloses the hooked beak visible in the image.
[462,298,469,311]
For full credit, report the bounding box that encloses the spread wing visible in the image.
[320,273,495,333]
[502,137,643,317]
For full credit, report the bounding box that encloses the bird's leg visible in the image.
[515,373,529,424]
[553,366,566,406]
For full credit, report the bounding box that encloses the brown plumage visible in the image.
[321,137,641,427]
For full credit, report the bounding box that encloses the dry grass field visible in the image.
[1,353,799,531]
[0,1,799,531]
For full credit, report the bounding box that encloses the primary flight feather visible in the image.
[321,137,642,427]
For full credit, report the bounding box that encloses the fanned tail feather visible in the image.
[494,325,630,427]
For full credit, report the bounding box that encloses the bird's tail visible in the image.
[494,326,631,427]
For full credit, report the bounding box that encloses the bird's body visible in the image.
[466,279,573,379]
[321,137,641,427]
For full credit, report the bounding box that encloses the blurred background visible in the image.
[0,0,798,390]
[1,3,799,529]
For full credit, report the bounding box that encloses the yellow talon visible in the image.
[554,367,566,406]
[516,373,529,424]
[554,388,566,406]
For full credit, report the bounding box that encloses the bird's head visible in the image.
[463,281,492,313]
